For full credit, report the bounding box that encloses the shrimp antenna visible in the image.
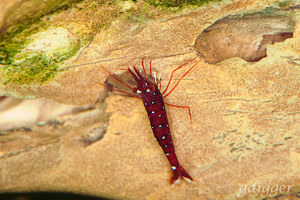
[96,83,140,99]
[161,57,197,96]
[163,58,203,98]
[98,65,133,90]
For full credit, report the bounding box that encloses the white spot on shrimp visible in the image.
[146,89,150,92]
[164,145,167,148]
[151,126,154,129]
[137,90,142,94]
[162,106,165,109]
[158,115,161,117]
[162,136,165,139]
[152,101,154,105]
[159,125,162,128]
[166,153,170,156]
[166,124,168,127]
[171,166,176,170]
[151,111,155,114]
[148,116,151,119]
[153,93,156,95]
[145,103,147,106]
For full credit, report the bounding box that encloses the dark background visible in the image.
[0,192,114,200]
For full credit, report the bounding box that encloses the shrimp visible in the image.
[100,57,202,184]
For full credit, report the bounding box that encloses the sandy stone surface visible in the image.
[0,0,299,199]
[194,13,295,63]
[0,0,77,36]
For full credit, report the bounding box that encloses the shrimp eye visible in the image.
[149,85,155,93]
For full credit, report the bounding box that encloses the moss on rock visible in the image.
[0,26,81,85]
[146,0,222,7]
[0,54,58,85]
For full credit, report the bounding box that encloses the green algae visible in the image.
[146,0,222,8]
[0,54,58,85]
[0,0,226,85]
[0,5,82,85]
[0,23,81,85]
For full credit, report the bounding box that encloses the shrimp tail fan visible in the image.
[170,165,193,185]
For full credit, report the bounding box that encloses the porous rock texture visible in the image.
[0,0,299,200]
[194,12,295,63]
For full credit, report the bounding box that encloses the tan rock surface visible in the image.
[194,13,295,63]
[0,0,78,36]
[0,0,299,200]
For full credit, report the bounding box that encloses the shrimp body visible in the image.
[128,67,193,184]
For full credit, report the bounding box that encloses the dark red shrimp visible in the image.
[99,58,202,185]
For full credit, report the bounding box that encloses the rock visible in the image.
[0,0,79,36]
[0,96,93,130]
[14,27,81,66]
[194,11,295,63]
[0,0,299,200]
